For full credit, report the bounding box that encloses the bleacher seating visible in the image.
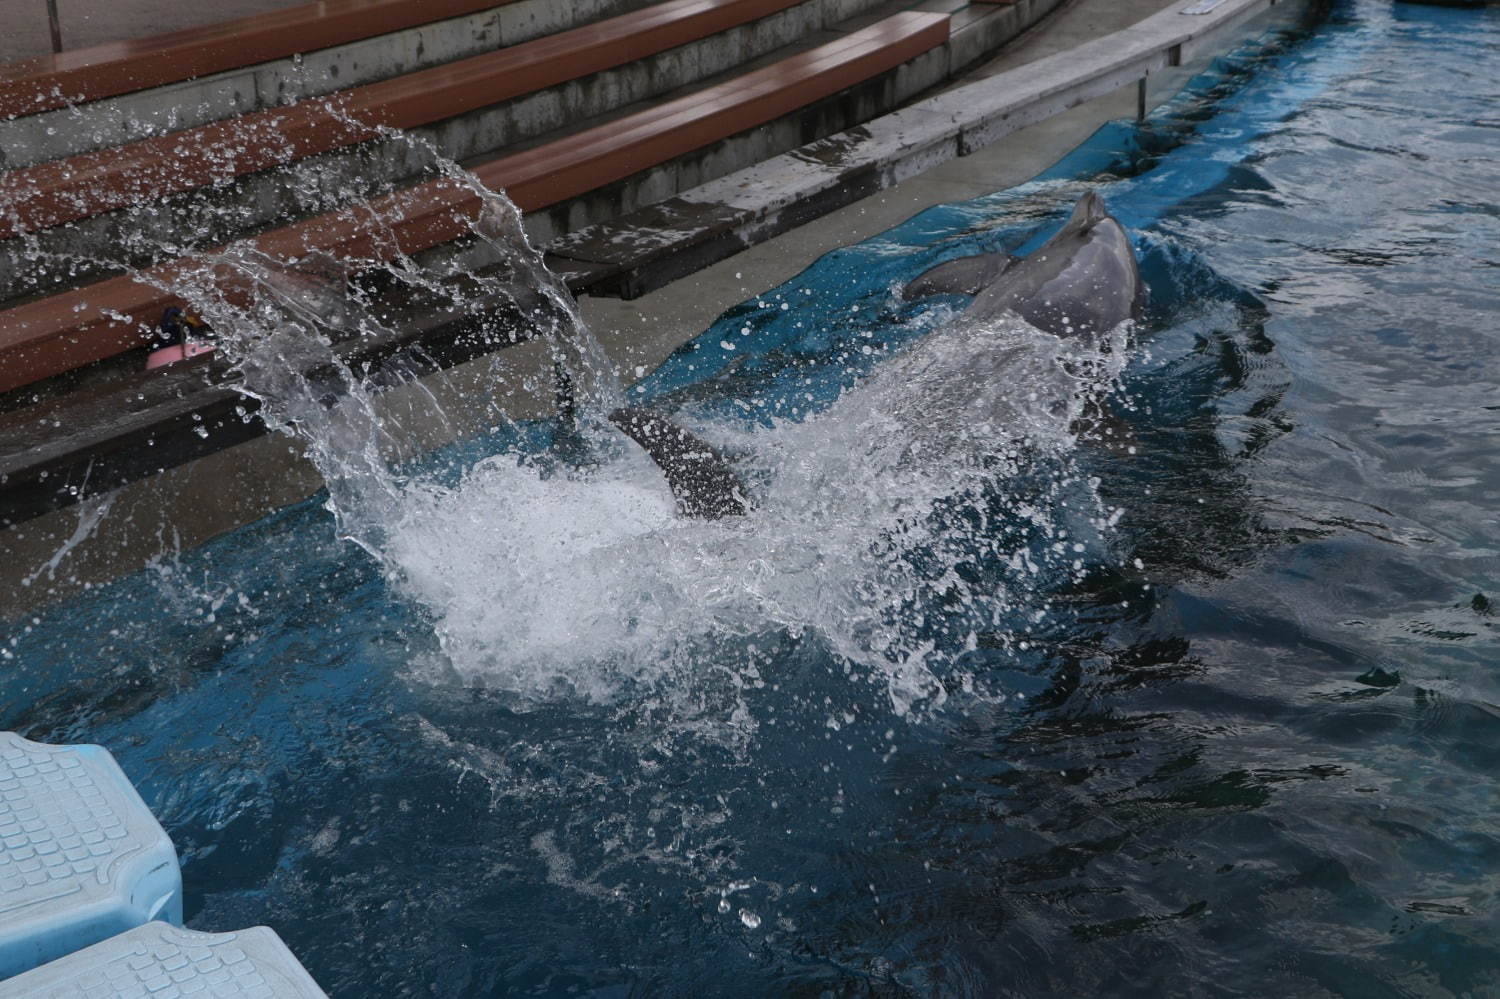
[0,0,801,239]
[0,0,518,119]
[0,11,949,394]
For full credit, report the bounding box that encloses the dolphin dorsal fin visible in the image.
[1068,191,1109,231]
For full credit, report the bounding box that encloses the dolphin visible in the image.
[899,251,1017,299]
[607,407,748,519]
[909,192,1144,339]
[600,193,1143,519]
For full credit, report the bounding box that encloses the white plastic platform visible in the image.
[0,923,326,998]
[0,733,182,980]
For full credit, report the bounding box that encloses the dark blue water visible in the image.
[4,1,1499,994]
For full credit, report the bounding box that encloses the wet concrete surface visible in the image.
[963,0,1182,76]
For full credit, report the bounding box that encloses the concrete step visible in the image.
[0,0,812,240]
[0,0,667,168]
[0,6,963,396]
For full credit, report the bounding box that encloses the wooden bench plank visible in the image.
[0,11,949,395]
[484,15,952,209]
[0,0,802,240]
[0,0,519,120]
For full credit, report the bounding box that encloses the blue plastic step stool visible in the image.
[0,922,327,998]
[0,733,182,980]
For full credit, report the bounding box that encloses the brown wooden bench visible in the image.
[0,0,518,120]
[0,11,949,395]
[0,0,801,240]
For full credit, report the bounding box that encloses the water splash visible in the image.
[127,170,624,560]
[387,310,1129,713]
[8,60,1133,720]
[45,108,1133,715]
[20,492,115,589]
[75,151,1135,716]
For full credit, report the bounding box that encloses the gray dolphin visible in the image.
[599,194,1142,519]
[607,407,748,519]
[900,251,1017,299]
[909,192,1144,339]
[904,192,1145,451]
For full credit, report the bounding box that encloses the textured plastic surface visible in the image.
[0,923,326,998]
[0,734,181,980]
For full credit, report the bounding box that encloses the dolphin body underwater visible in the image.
[605,191,1144,519]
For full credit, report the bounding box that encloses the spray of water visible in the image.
[13,95,1130,720]
[125,171,625,560]
[385,309,1130,714]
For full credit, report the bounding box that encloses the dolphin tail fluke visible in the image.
[553,357,577,427]
[608,408,748,519]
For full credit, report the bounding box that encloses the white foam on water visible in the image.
[379,312,1129,715]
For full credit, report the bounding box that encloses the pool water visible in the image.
[4,1,1499,994]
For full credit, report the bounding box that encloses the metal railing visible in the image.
[45,0,64,53]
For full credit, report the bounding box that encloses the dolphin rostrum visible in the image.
[910,192,1144,339]
[608,407,748,519]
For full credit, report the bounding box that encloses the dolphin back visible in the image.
[608,408,748,519]
[902,252,1017,300]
